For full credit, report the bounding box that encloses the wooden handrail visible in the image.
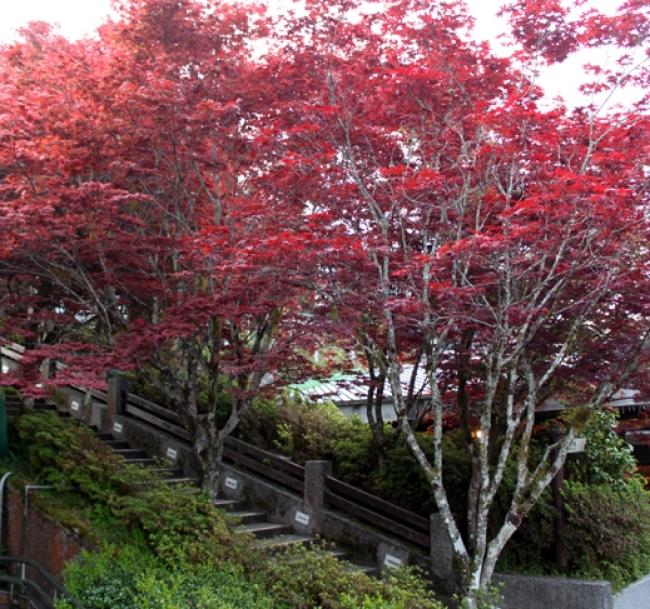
[325,476,429,533]
[68,385,108,404]
[224,436,305,479]
[126,393,184,426]
[4,341,432,551]
[125,403,191,442]
[324,491,430,549]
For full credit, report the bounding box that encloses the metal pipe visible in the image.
[0,472,13,553]
[21,485,53,580]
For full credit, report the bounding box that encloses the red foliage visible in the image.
[0,0,648,410]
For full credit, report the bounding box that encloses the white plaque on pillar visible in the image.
[113,422,123,434]
[295,511,310,526]
[166,447,178,460]
[383,554,402,569]
[225,476,238,490]
[70,400,81,412]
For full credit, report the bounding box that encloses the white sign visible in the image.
[166,447,178,460]
[295,511,310,526]
[70,400,80,412]
[224,477,238,490]
[1,361,8,374]
[383,554,403,569]
[112,422,123,434]
[568,437,586,454]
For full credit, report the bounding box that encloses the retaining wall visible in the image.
[496,573,614,609]
[613,572,650,609]
[4,486,89,576]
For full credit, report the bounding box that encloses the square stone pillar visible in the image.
[430,513,454,580]
[106,370,128,425]
[39,358,56,380]
[304,460,332,511]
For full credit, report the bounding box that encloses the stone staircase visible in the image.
[27,399,378,576]
[94,430,198,485]
[215,497,315,548]
[215,497,376,573]
[95,430,376,574]
[91,423,376,575]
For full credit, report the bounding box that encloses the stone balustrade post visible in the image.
[106,370,128,423]
[39,358,56,380]
[430,513,454,580]
[304,460,332,511]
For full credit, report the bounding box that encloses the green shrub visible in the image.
[242,394,467,517]
[14,412,249,566]
[564,409,638,489]
[132,566,278,609]
[562,479,650,590]
[275,398,356,463]
[15,412,145,501]
[265,544,443,609]
[369,434,436,515]
[58,545,278,609]
[239,397,284,450]
[365,430,470,518]
[58,544,151,609]
[111,482,252,567]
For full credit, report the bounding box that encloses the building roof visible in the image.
[291,365,430,405]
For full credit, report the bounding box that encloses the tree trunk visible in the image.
[200,439,224,498]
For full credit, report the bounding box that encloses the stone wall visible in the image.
[4,486,89,576]
[496,566,650,609]
[613,572,650,609]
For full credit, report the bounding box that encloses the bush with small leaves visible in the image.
[56,545,278,609]
[265,543,444,609]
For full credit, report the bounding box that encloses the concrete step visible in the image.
[276,545,349,562]
[230,510,268,525]
[150,467,184,478]
[122,457,156,466]
[102,440,130,449]
[213,498,244,511]
[159,477,200,486]
[323,547,349,560]
[113,448,150,460]
[343,561,377,576]
[95,432,114,441]
[235,522,293,539]
[252,534,316,551]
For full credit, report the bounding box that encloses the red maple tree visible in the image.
[256,0,650,602]
[0,0,336,491]
[0,0,648,604]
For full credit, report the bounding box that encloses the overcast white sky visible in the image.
[0,0,641,109]
[0,0,504,44]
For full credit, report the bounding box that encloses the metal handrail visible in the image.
[0,574,53,609]
[0,472,12,553]
[0,556,86,609]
